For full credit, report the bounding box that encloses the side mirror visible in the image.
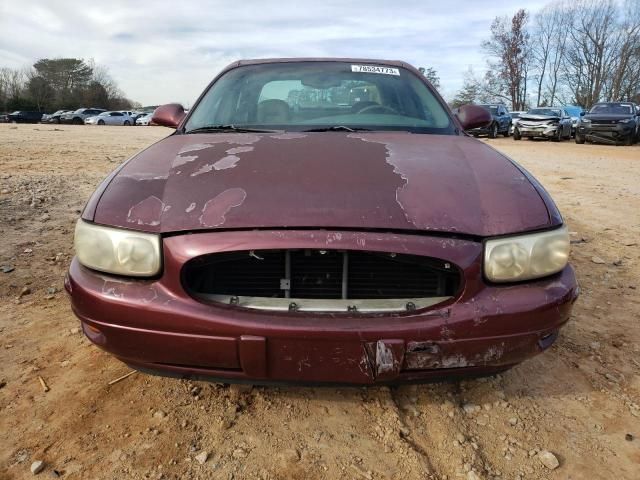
[456,104,492,130]
[151,103,186,128]
[579,111,585,116]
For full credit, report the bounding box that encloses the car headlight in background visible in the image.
[484,226,569,282]
[619,118,633,124]
[74,220,161,276]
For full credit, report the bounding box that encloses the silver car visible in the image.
[85,111,134,126]
[513,107,573,141]
[135,113,153,126]
[508,111,526,135]
[60,108,106,124]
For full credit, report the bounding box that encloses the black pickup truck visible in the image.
[6,111,43,123]
[576,102,639,145]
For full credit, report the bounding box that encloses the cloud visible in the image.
[0,0,550,105]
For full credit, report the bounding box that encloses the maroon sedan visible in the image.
[66,58,578,385]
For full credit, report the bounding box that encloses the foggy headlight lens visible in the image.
[74,220,161,276]
[484,227,569,282]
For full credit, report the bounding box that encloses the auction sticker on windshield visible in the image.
[351,65,400,75]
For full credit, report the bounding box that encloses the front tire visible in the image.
[98,120,105,125]
[513,128,521,140]
[124,120,131,126]
[73,117,83,125]
[575,134,585,144]
[52,118,60,124]
[488,123,498,139]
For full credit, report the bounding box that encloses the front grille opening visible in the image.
[183,249,461,307]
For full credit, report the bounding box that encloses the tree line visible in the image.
[0,58,137,113]
[451,0,640,110]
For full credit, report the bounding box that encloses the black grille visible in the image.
[184,249,460,300]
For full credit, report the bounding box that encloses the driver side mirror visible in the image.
[456,104,492,130]
[152,103,186,128]
[580,111,585,116]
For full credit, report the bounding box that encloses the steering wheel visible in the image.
[357,104,397,115]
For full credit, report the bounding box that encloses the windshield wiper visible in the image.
[185,125,282,134]
[302,125,372,132]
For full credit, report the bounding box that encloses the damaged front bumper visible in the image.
[517,124,559,138]
[66,229,579,385]
[577,124,635,144]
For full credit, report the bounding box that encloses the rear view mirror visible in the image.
[456,104,492,130]
[152,103,186,128]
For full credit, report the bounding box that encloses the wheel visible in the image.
[98,120,105,125]
[623,134,633,146]
[488,123,498,139]
[575,134,585,144]
[124,120,131,126]
[73,117,83,125]
[52,118,60,124]
[513,128,521,140]
[552,128,562,142]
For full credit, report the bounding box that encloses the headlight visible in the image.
[619,118,633,124]
[484,226,569,282]
[74,220,161,276]
[580,118,591,123]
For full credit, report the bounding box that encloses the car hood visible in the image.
[519,114,559,121]
[584,113,634,122]
[87,132,556,237]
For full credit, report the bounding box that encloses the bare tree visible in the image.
[562,0,620,106]
[482,9,530,110]
[531,4,570,106]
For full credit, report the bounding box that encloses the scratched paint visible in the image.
[126,195,164,226]
[212,155,240,170]
[199,188,247,227]
[270,133,307,140]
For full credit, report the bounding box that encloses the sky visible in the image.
[0,0,551,106]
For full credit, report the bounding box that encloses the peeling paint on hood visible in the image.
[89,132,555,236]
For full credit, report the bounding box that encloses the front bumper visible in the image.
[517,124,559,138]
[577,124,634,144]
[66,230,578,385]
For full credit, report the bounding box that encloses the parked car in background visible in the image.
[508,111,526,135]
[85,111,134,126]
[513,107,572,141]
[68,58,577,385]
[6,111,43,123]
[467,104,511,138]
[60,108,106,125]
[561,106,584,137]
[130,112,147,124]
[576,102,639,145]
[42,110,72,124]
[135,113,152,125]
[0,112,9,123]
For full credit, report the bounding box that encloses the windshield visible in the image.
[589,103,633,115]
[527,108,561,117]
[185,62,453,133]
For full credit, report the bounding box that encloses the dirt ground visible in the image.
[0,123,638,480]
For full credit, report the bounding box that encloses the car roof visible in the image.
[218,57,419,78]
[235,57,407,67]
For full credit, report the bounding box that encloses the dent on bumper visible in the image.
[66,230,578,385]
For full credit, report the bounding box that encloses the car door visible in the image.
[498,106,509,131]
[109,112,124,125]
[561,110,571,136]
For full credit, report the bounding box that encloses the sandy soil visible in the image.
[0,124,639,480]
